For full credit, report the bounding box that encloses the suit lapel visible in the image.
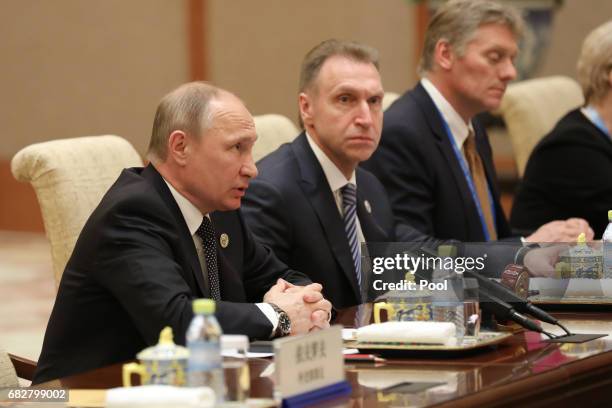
[210,211,247,301]
[411,84,484,239]
[355,171,388,242]
[291,134,361,300]
[142,164,207,296]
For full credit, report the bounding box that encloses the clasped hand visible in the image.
[526,217,594,243]
[263,278,332,335]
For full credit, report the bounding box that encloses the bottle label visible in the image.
[187,340,221,371]
[604,241,612,278]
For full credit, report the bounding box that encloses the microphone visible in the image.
[478,290,544,334]
[463,269,569,334]
[407,247,563,336]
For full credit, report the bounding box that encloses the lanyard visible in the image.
[583,106,611,138]
[435,108,497,241]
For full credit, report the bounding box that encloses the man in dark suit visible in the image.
[363,0,592,243]
[243,40,443,309]
[33,83,331,384]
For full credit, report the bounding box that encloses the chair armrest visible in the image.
[9,354,37,381]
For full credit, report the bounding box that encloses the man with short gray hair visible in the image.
[34,82,331,384]
[364,0,592,243]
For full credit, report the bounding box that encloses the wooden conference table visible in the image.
[36,306,612,407]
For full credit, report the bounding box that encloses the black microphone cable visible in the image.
[479,291,558,338]
[464,270,571,337]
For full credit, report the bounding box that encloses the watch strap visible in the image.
[268,303,291,337]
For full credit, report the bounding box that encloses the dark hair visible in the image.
[298,39,379,127]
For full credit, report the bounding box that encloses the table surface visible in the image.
[36,306,612,407]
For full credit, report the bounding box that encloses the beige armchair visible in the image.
[495,76,584,177]
[0,348,19,388]
[252,114,299,162]
[0,345,36,386]
[11,135,143,288]
[383,91,400,111]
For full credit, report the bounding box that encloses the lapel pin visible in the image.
[219,233,229,248]
[364,200,372,214]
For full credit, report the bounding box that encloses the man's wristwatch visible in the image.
[269,303,291,337]
[514,243,540,265]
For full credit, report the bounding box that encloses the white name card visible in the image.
[273,325,345,398]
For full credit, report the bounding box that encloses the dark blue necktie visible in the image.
[341,183,361,290]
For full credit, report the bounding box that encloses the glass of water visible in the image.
[221,335,250,405]
[463,278,481,338]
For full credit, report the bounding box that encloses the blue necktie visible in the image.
[195,217,221,301]
[341,183,361,290]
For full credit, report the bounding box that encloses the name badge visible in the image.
[273,325,344,398]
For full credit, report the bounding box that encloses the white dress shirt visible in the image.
[421,77,475,159]
[163,178,278,332]
[306,132,366,246]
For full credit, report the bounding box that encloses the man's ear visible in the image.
[167,130,189,166]
[298,92,313,129]
[434,40,455,71]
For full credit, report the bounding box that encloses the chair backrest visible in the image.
[252,114,299,162]
[11,135,143,288]
[383,91,400,111]
[495,76,584,177]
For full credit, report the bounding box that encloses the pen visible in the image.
[344,354,386,363]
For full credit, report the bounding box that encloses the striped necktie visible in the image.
[463,130,497,241]
[341,183,362,290]
[195,217,222,300]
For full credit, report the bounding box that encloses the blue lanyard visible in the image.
[583,106,611,138]
[435,109,496,241]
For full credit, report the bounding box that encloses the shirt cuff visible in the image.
[256,303,278,337]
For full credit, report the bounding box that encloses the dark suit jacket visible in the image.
[33,164,310,384]
[242,134,442,309]
[511,108,612,238]
[363,83,512,242]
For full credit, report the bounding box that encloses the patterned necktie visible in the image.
[341,183,362,290]
[195,217,221,300]
[463,130,497,241]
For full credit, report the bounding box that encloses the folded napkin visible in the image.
[356,321,456,346]
[106,385,215,408]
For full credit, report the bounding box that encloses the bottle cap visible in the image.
[608,210,612,221]
[193,298,215,314]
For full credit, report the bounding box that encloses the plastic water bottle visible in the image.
[187,299,224,401]
[431,245,465,344]
[603,210,612,278]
